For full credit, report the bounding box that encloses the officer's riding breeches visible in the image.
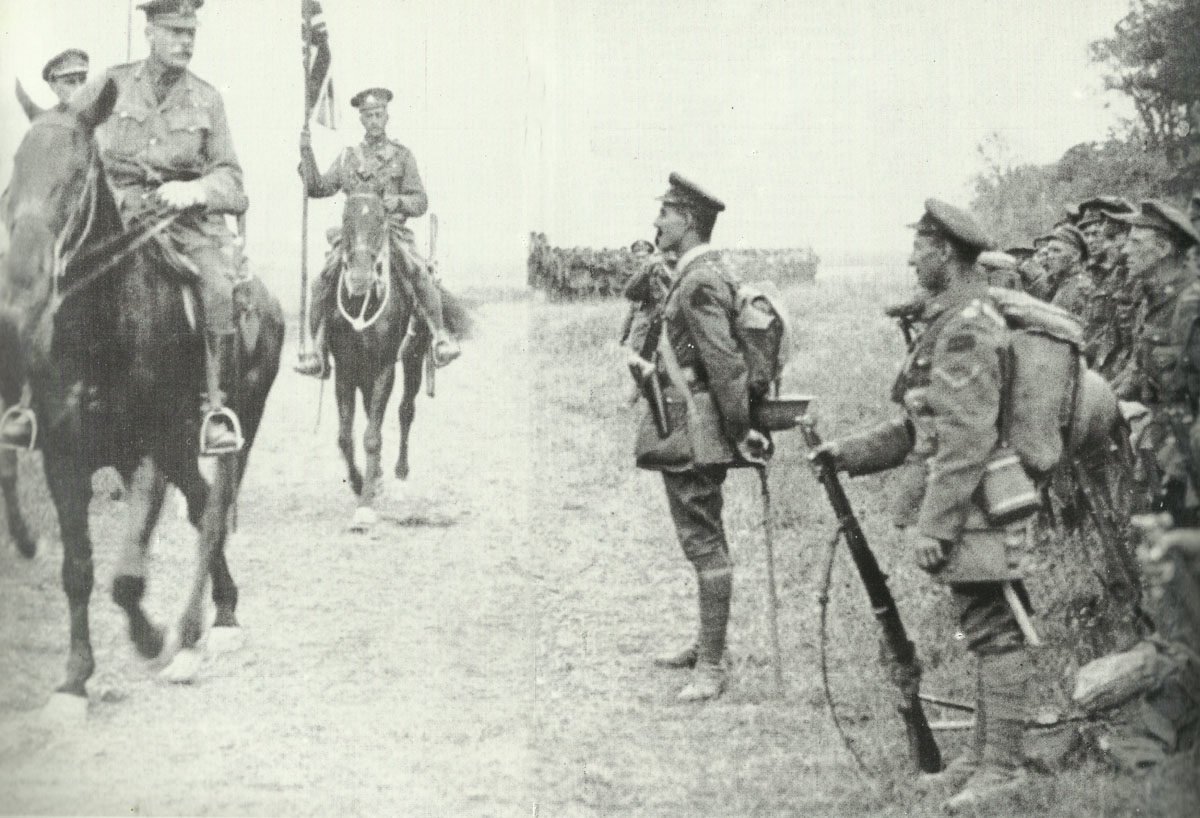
[662,465,731,565]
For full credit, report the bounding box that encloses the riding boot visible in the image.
[201,331,243,455]
[677,563,731,702]
[410,265,460,368]
[294,319,330,379]
[944,650,1032,813]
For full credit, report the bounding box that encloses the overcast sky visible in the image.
[0,0,1134,298]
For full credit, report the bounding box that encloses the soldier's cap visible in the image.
[1076,195,1134,228]
[138,0,203,28]
[1004,245,1036,259]
[976,251,1016,270]
[42,49,88,82]
[1113,199,1200,248]
[630,239,655,253]
[351,88,393,110]
[657,172,725,214]
[1035,224,1089,260]
[907,198,994,253]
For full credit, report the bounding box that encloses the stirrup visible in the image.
[199,407,244,456]
[0,406,37,452]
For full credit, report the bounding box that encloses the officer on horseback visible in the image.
[295,87,460,377]
[1,0,245,454]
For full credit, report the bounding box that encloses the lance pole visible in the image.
[299,3,311,355]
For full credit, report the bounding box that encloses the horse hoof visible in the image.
[349,506,378,532]
[159,648,204,684]
[40,692,88,726]
[207,626,245,655]
[151,625,183,668]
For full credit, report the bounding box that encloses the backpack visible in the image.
[734,281,794,401]
[987,287,1117,474]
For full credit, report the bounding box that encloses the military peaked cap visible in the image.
[630,239,655,253]
[657,172,725,213]
[1036,224,1088,260]
[351,88,393,110]
[42,49,88,82]
[909,199,994,252]
[977,251,1016,270]
[1076,195,1134,228]
[138,0,203,28]
[1114,200,1200,249]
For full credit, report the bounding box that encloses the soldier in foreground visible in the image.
[813,200,1042,811]
[42,48,88,105]
[296,87,459,377]
[1112,201,1200,521]
[632,173,769,702]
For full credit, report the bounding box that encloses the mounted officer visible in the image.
[43,48,89,106]
[1112,201,1200,522]
[295,87,459,378]
[2,0,246,454]
[632,173,769,702]
[815,200,1044,812]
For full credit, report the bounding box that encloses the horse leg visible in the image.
[0,449,36,558]
[395,334,427,481]
[356,364,396,527]
[40,447,97,713]
[159,452,238,683]
[110,456,172,661]
[335,373,363,497]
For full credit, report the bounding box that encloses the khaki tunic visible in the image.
[84,61,247,332]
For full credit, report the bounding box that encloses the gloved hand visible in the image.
[156,180,207,211]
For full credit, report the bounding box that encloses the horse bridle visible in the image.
[12,121,185,307]
[336,194,393,332]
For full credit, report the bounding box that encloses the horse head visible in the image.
[1,78,117,361]
[340,192,389,298]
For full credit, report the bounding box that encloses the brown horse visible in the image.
[0,80,283,715]
[324,192,467,530]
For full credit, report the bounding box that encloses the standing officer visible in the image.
[633,173,768,702]
[296,87,459,377]
[815,200,1042,811]
[32,0,247,454]
[1112,201,1200,521]
[42,48,89,105]
[618,238,671,352]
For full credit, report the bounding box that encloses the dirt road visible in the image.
[0,302,539,815]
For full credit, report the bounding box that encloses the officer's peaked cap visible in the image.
[658,172,725,214]
[1076,196,1134,228]
[1114,200,1200,249]
[42,49,88,82]
[351,88,393,110]
[1034,224,1089,260]
[909,199,994,253]
[138,0,203,28]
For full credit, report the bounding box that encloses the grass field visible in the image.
[526,264,1197,816]
[0,264,1195,815]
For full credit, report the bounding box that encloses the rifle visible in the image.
[799,414,943,774]
[631,311,670,438]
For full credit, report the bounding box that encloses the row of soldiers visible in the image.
[623,177,1200,812]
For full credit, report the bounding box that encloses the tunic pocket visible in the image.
[164,106,211,169]
[110,106,150,156]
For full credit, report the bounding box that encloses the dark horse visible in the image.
[327,192,466,530]
[0,81,283,713]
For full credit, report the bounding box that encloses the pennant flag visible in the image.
[303,0,336,128]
